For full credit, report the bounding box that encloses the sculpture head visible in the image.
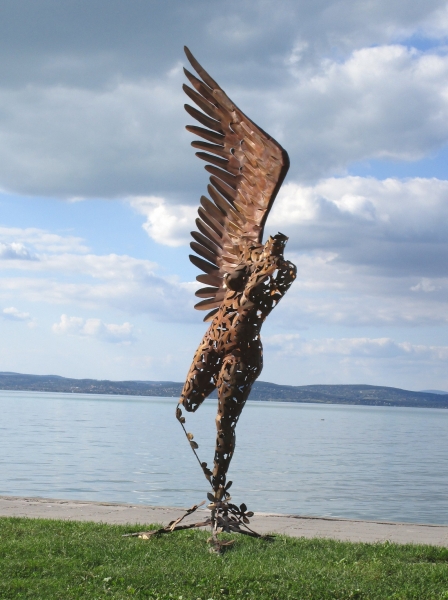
[263,232,288,258]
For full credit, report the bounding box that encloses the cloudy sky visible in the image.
[1,0,448,391]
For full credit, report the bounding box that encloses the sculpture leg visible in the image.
[212,348,262,494]
[175,337,223,489]
[179,339,220,413]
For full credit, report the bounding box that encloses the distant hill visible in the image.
[1,371,448,409]
[420,389,448,395]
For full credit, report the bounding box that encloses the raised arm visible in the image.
[272,258,297,297]
[243,255,295,303]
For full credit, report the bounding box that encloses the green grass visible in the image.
[1,517,448,599]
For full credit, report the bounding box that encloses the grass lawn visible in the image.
[1,517,448,599]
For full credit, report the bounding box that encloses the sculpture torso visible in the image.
[204,252,297,357]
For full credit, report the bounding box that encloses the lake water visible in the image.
[1,390,447,524]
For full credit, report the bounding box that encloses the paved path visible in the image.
[1,495,447,546]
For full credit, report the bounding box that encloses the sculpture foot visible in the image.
[123,497,272,554]
[122,500,209,539]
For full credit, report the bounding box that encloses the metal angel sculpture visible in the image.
[128,47,296,551]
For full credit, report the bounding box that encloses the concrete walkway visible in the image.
[1,495,447,547]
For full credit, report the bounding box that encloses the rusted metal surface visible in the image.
[135,47,296,551]
[177,236,296,498]
[178,44,296,500]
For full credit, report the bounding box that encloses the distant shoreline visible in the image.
[1,371,447,409]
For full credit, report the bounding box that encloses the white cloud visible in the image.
[268,176,448,275]
[2,306,31,321]
[272,257,448,328]
[42,253,158,280]
[0,229,158,281]
[0,242,36,260]
[422,2,448,36]
[265,334,448,362]
[273,45,448,180]
[205,1,447,66]
[0,269,193,322]
[129,196,196,247]
[410,277,448,294]
[52,314,136,344]
[0,224,194,321]
[262,333,448,388]
[0,226,88,254]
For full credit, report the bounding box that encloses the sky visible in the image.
[1,0,448,391]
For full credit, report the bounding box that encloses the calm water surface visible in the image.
[1,390,447,524]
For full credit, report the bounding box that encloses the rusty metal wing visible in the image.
[183,46,290,321]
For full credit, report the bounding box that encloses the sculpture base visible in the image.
[123,499,273,554]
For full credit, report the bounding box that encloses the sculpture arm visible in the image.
[241,255,296,307]
[272,259,297,296]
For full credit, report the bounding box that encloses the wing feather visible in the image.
[195,218,223,247]
[189,254,219,275]
[194,297,224,310]
[184,46,289,319]
[190,241,220,266]
[191,230,222,254]
[200,196,226,225]
[197,208,224,237]
[191,140,227,158]
[203,307,219,322]
[186,125,225,145]
[195,286,220,298]
[184,104,223,133]
[183,85,221,120]
[197,273,222,287]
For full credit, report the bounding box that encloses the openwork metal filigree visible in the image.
[129,47,296,552]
